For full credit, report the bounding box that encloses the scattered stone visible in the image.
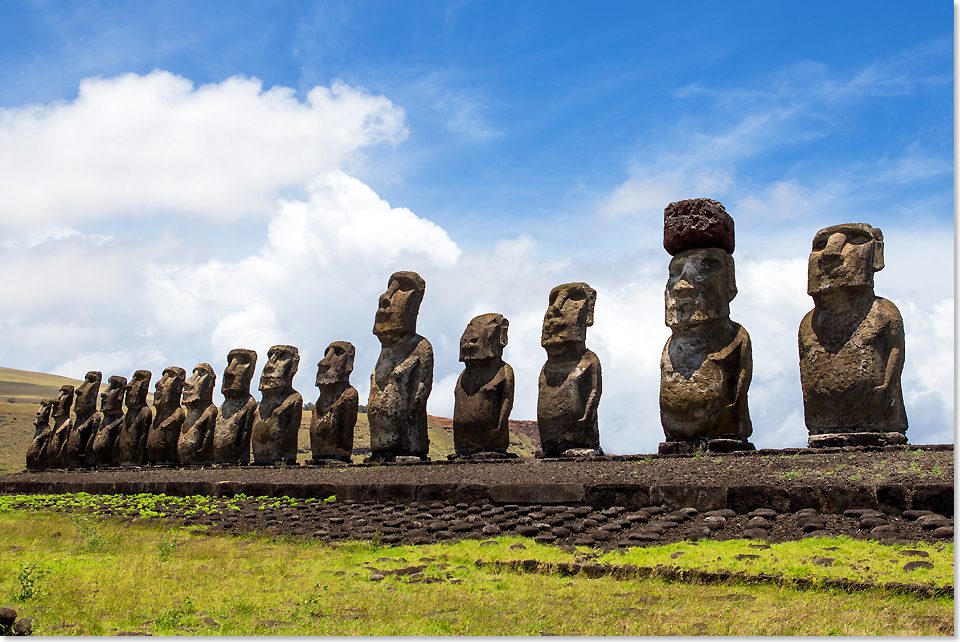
[202,617,220,627]
[900,550,929,558]
[743,528,770,540]
[590,530,612,542]
[0,608,16,634]
[843,509,873,518]
[13,618,33,636]
[746,517,773,530]
[628,531,661,542]
[931,526,953,540]
[812,557,834,567]
[735,554,760,561]
[902,561,934,572]
[703,516,726,530]
[902,510,934,521]
[670,551,686,559]
[859,518,889,529]
[748,509,778,519]
[704,509,737,519]
[534,533,557,544]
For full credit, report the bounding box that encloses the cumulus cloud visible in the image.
[0,70,407,227]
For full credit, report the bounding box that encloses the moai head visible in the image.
[373,271,426,340]
[183,363,216,406]
[316,341,355,387]
[663,198,737,331]
[125,370,152,408]
[665,249,737,330]
[460,313,509,362]
[74,371,102,414]
[101,376,127,413]
[34,399,53,429]
[154,367,186,408]
[807,223,884,297]
[222,348,257,399]
[259,345,299,394]
[541,283,596,349]
[53,385,75,419]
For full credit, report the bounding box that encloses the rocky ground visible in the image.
[9,445,952,549]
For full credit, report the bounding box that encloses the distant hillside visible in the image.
[0,366,83,405]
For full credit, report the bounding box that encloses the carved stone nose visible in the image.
[673,279,694,298]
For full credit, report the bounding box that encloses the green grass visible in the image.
[0,507,953,635]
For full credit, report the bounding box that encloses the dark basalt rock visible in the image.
[663,198,735,256]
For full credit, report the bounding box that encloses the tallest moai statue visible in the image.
[367,271,434,462]
[658,198,754,454]
[799,223,907,448]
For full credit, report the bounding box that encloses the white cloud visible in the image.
[0,70,407,228]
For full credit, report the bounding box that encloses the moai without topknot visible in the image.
[115,370,153,466]
[178,363,219,464]
[309,341,359,464]
[251,345,302,465]
[47,384,75,468]
[62,371,101,467]
[146,367,186,465]
[367,271,434,462]
[213,348,258,465]
[537,282,603,458]
[25,399,54,471]
[453,313,515,458]
[800,223,907,447]
[86,375,127,467]
[659,198,753,454]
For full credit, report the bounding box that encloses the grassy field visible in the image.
[0,500,953,636]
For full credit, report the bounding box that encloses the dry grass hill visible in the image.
[0,367,540,474]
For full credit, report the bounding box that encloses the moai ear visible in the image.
[872,227,885,272]
[724,253,738,302]
[584,286,597,327]
[498,316,509,348]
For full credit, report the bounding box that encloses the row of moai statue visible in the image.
[25,199,908,469]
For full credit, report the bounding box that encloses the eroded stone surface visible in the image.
[86,376,126,467]
[63,371,101,467]
[660,222,752,447]
[310,341,359,463]
[178,363,218,464]
[47,385,75,468]
[368,271,433,461]
[115,370,152,466]
[25,399,53,470]
[663,198,735,256]
[454,313,515,457]
[146,367,186,465]
[214,348,258,465]
[251,345,302,465]
[537,282,602,458]
[799,223,907,447]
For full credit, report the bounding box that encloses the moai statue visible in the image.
[178,363,219,464]
[214,349,258,465]
[308,341,359,464]
[453,313,515,458]
[62,371,102,467]
[537,283,603,458]
[47,385,75,468]
[659,198,753,454]
[25,399,54,471]
[86,375,127,467]
[146,367,186,465]
[114,370,153,466]
[367,271,434,462]
[251,345,302,465]
[800,223,907,448]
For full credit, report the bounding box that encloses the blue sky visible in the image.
[0,1,953,453]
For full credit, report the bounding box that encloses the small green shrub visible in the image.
[14,562,48,602]
[72,515,119,551]
[155,597,196,630]
[157,538,179,562]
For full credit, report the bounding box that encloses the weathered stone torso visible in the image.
[537,349,601,456]
[368,334,433,458]
[659,322,752,440]
[453,362,514,454]
[251,391,303,464]
[800,297,907,433]
[214,396,257,464]
[310,383,359,462]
